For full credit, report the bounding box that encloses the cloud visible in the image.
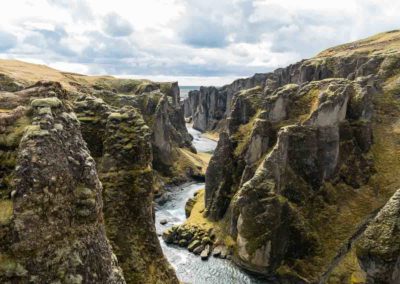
[23,26,76,57]
[179,15,228,48]
[47,0,94,22]
[0,30,17,51]
[0,0,400,85]
[102,12,134,37]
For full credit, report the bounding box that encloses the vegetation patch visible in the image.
[0,200,13,225]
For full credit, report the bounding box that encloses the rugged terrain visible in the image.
[1,29,400,284]
[0,62,204,283]
[182,30,400,283]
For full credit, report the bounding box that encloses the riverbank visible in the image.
[155,125,263,283]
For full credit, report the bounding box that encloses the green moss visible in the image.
[0,200,13,225]
[233,111,261,157]
[108,112,129,121]
[31,97,62,108]
[0,254,27,278]
[0,74,23,92]
[288,85,320,122]
[24,125,49,138]
[0,116,31,148]
[276,264,306,280]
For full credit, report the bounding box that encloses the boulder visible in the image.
[201,245,211,260]
[185,195,198,218]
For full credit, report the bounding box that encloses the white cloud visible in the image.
[0,0,399,85]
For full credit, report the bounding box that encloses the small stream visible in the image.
[155,125,264,284]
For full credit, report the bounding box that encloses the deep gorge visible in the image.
[1,30,400,284]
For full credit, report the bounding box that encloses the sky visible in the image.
[0,0,399,86]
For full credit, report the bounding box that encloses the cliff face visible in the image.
[356,189,400,284]
[74,96,179,283]
[184,74,268,132]
[0,60,201,186]
[0,75,181,283]
[202,30,400,282]
[82,79,200,185]
[0,82,125,283]
[183,31,400,134]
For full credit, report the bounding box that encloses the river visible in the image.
[155,125,264,284]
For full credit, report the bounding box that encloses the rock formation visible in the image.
[81,79,200,185]
[183,31,400,134]
[0,83,125,283]
[198,30,400,282]
[0,76,183,283]
[1,29,400,284]
[183,74,268,132]
[99,108,178,283]
[356,189,400,284]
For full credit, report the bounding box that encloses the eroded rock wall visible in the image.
[0,80,180,283]
[203,75,385,282]
[183,50,400,133]
[0,88,125,283]
[356,189,400,284]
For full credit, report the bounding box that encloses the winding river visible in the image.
[155,126,264,284]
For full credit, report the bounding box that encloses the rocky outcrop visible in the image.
[205,132,235,220]
[183,33,400,133]
[99,107,178,284]
[0,79,181,283]
[0,90,125,283]
[73,96,179,283]
[86,81,199,184]
[162,223,227,261]
[356,189,400,284]
[184,86,226,132]
[184,74,268,132]
[209,79,376,276]
[202,33,400,280]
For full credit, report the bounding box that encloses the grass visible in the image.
[319,76,400,282]
[0,200,13,225]
[233,111,261,157]
[202,131,219,142]
[185,189,236,248]
[327,250,366,284]
[0,116,31,148]
[317,30,400,58]
[178,148,211,176]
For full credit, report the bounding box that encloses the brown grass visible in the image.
[317,30,400,58]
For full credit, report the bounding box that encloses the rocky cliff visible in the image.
[183,74,268,132]
[0,82,125,283]
[356,189,400,284]
[0,67,184,283]
[0,60,203,186]
[198,30,400,283]
[72,77,200,186]
[183,30,400,135]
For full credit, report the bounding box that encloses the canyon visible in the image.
[0,30,400,284]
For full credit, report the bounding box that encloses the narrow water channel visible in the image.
[155,125,264,284]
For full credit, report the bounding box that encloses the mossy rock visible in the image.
[31,97,62,108]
